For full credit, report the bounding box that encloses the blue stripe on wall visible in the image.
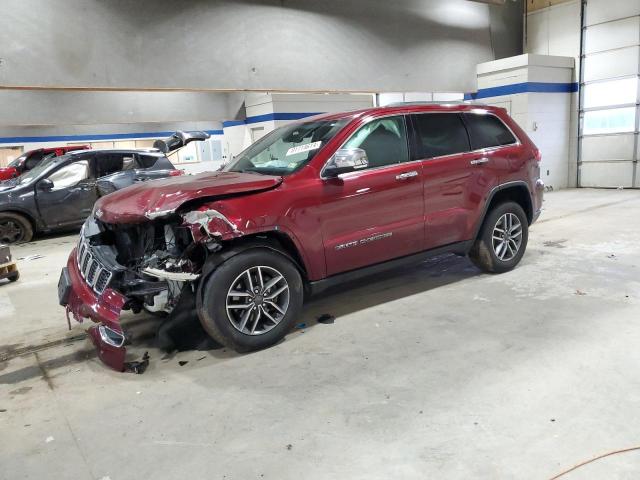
[223,112,324,128]
[0,129,224,145]
[222,120,246,128]
[464,82,579,100]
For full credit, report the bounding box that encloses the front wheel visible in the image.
[198,249,304,352]
[469,201,529,273]
[0,213,33,244]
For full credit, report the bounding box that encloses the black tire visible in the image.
[469,201,528,274]
[0,212,33,244]
[198,248,304,352]
[8,272,19,282]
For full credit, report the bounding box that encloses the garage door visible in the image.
[580,0,640,188]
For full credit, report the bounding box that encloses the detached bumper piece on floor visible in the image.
[59,248,128,372]
[0,244,19,283]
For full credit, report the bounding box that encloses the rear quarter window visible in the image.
[137,154,162,168]
[463,113,517,150]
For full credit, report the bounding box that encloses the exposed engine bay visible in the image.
[82,212,218,315]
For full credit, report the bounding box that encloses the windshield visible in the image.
[18,155,64,184]
[224,119,348,175]
[7,153,27,169]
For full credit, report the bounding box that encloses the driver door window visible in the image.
[48,161,89,190]
[342,116,409,168]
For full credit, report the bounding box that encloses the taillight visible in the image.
[169,170,184,176]
[533,147,542,162]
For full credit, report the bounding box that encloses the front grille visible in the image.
[77,238,113,295]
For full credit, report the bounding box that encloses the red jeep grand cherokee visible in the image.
[59,104,543,370]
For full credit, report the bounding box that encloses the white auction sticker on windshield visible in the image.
[286,141,322,156]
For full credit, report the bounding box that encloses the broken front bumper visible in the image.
[59,248,128,371]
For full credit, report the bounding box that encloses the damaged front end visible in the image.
[59,207,235,371]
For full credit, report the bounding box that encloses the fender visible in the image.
[471,181,533,241]
[196,237,307,314]
[0,206,41,231]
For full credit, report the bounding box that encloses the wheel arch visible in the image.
[205,232,307,277]
[196,232,310,316]
[473,182,533,240]
[0,208,38,231]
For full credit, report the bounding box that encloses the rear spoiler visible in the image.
[153,131,210,154]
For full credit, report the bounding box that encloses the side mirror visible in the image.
[37,178,54,191]
[323,148,369,178]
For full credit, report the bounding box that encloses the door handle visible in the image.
[395,170,419,181]
[470,158,489,165]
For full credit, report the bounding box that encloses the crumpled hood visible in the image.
[94,171,282,224]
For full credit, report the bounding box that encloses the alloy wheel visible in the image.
[0,220,24,243]
[491,213,522,261]
[226,265,290,335]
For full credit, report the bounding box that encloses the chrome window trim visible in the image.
[333,158,424,180]
[320,110,521,179]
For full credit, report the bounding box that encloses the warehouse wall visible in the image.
[525,0,581,187]
[0,91,229,127]
[0,0,521,93]
[525,0,580,77]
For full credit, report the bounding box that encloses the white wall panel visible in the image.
[432,93,464,101]
[585,17,639,54]
[547,1,582,60]
[583,107,636,135]
[584,47,640,82]
[378,93,404,106]
[526,1,580,61]
[581,134,635,162]
[580,161,635,187]
[404,92,433,103]
[583,77,638,108]
[585,0,640,26]
[580,2,640,187]
[526,9,550,55]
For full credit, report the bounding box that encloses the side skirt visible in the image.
[308,240,474,296]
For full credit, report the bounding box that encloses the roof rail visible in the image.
[382,101,488,107]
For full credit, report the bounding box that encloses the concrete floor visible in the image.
[2,189,640,479]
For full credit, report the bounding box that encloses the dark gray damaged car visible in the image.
[0,131,210,243]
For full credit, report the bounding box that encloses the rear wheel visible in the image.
[469,201,528,273]
[0,213,33,244]
[198,249,304,351]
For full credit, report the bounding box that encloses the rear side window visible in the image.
[463,113,517,150]
[411,113,470,159]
